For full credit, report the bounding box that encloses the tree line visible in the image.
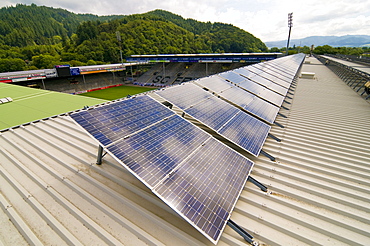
[0,5,267,72]
[270,45,370,56]
[1,4,369,73]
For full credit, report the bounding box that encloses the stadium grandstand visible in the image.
[0,53,370,246]
[0,53,281,93]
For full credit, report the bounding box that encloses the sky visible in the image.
[1,0,369,42]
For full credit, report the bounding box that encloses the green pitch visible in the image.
[79,85,156,100]
[0,83,106,130]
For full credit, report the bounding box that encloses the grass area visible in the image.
[79,85,156,100]
[0,83,106,130]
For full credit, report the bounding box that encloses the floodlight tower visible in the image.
[286,12,293,55]
[116,31,124,64]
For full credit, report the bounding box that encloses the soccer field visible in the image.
[0,83,106,130]
[78,85,157,100]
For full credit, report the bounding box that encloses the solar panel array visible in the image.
[156,83,271,156]
[71,95,254,244]
[70,54,305,244]
[194,76,281,123]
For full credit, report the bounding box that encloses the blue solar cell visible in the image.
[257,72,291,88]
[200,85,280,123]
[232,67,255,79]
[245,67,290,90]
[218,113,271,156]
[245,65,264,75]
[237,79,284,106]
[258,63,294,81]
[195,75,232,93]
[218,86,254,108]
[185,97,240,130]
[107,115,210,188]
[248,63,293,83]
[245,98,280,124]
[154,137,253,243]
[258,89,285,106]
[235,77,264,95]
[71,96,174,145]
[155,83,210,110]
[218,71,246,84]
[249,74,288,96]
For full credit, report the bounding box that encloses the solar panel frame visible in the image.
[237,79,285,106]
[218,112,271,156]
[244,97,280,124]
[248,74,288,96]
[185,97,240,130]
[256,71,291,88]
[155,83,211,110]
[71,96,174,146]
[158,84,272,155]
[217,86,255,109]
[106,114,211,189]
[195,75,232,93]
[253,63,294,81]
[218,71,247,84]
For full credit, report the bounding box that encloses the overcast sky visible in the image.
[1,0,369,42]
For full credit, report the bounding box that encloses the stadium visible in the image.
[0,52,370,246]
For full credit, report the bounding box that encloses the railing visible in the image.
[316,55,370,100]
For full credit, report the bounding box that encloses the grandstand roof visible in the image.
[127,53,282,63]
[0,83,106,131]
[0,55,369,245]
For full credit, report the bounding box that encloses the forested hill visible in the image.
[0,4,267,72]
[0,4,124,46]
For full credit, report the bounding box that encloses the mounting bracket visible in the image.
[227,219,254,244]
[96,145,107,165]
[248,176,268,192]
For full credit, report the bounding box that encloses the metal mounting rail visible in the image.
[227,219,254,244]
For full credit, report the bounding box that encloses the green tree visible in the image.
[0,58,26,72]
[31,54,60,68]
[313,45,336,55]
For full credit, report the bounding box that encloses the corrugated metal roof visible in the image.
[0,56,369,245]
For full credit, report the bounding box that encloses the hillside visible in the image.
[0,3,124,46]
[0,4,267,72]
[265,35,370,48]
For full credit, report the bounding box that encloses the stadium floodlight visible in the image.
[286,12,293,55]
[116,31,123,64]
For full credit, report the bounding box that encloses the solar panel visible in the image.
[256,71,291,88]
[218,112,271,156]
[185,97,240,130]
[245,67,290,89]
[194,75,232,93]
[218,70,246,84]
[237,79,285,106]
[155,83,210,109]
[157,85,272,155]
[70,95,255,244]
[154,137,253,243]
[248,74,288,96]
[252,63,293,82]
[107,115,211,188]
[245,98,280,124]
[198,72,285,107]
[71,96,174,145]
[217,86,255,109]
[231,67,255,79]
